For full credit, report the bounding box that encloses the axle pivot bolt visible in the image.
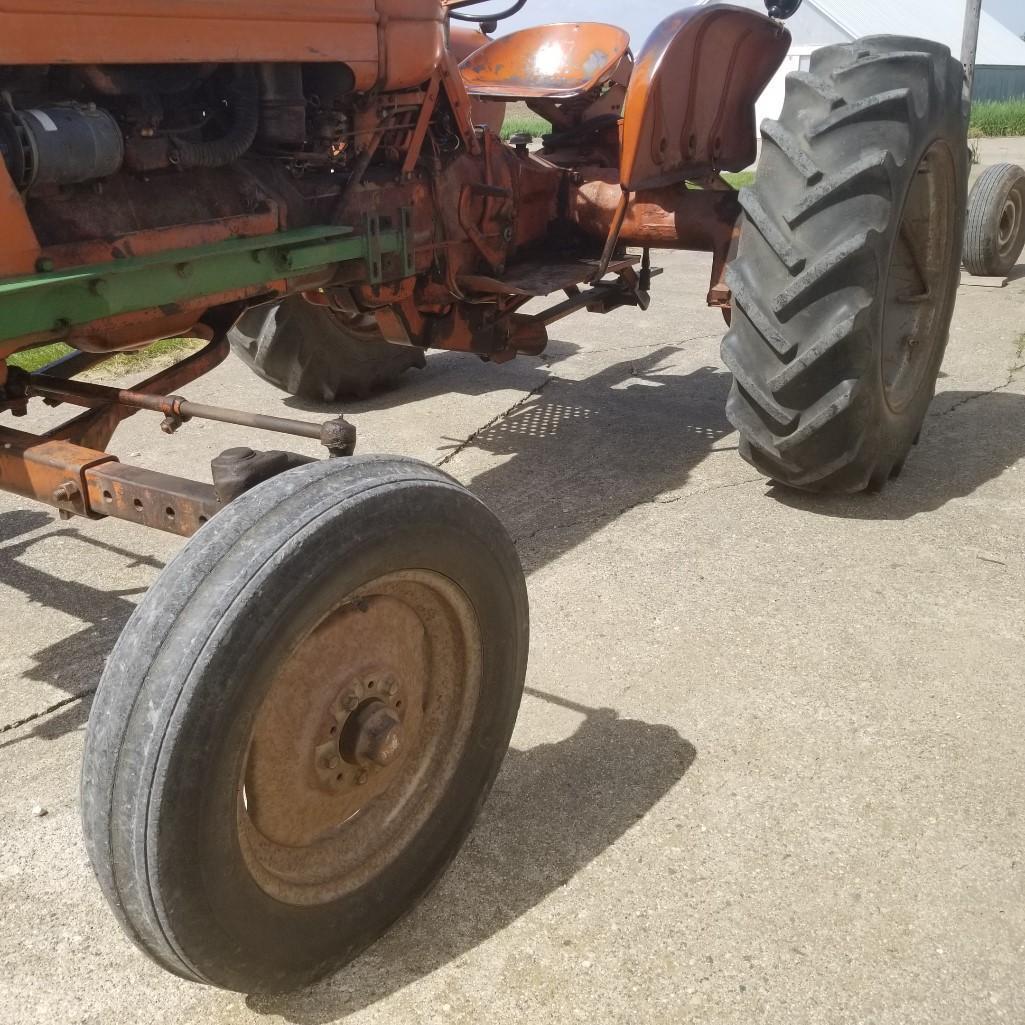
[52,481,79,504]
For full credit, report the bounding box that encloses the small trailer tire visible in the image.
[963,162,1025,278]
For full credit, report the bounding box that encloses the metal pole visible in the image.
[961,0,983,97]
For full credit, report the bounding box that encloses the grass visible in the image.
[970,99,1025,138]
[7,342,74,373]
[499,104,550,141]
[8,336,203,376]
[721,171,755,190]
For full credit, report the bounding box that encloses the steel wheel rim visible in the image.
[881,141,956,414]
[238,569,481,906]
[997,188,1023,258]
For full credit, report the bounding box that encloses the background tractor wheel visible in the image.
[963,162,1025,278]
[722,36,968,493]
[81,457,529,993]
[229,296,427,403]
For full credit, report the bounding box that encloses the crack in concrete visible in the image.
[933,361,1025,418]
[1,689,95,736]
[513,474,764,547]
[435,377,553,467]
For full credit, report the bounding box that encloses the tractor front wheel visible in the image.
[229,296,427,403]
[723,36,968,493]
[81,457,529,993]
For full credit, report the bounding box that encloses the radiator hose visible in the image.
[171,67,260,169]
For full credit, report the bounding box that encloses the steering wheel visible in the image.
[446,0,528,24]
[765,0,803,16]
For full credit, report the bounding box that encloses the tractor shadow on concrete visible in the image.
[767,391,1025,520]
[444,346,737,573]
[250,345,719,1019]
[0,343,728,747]
[281,339,583,414]
[0,513,163,748]
[249,695,696,1024]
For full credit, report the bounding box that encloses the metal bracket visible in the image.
[364,209,415,285]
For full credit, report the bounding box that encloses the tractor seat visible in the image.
[459,23,630,101]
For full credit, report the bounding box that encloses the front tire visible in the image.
[81,458,529,993]
[723,37,969,493]
[229,297,427,403]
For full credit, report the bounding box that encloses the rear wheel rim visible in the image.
[238,569,481,907]
[881,141,957,414]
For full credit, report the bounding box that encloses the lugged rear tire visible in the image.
[229,296,427,403]
[723,36,969,493]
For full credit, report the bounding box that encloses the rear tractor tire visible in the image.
[229,296,427,403]
[963,162,1025,278]
[81,457,529,993]
[723,36,969,493]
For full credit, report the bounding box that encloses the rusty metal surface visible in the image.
[84,461,220,537]
[458,256,639,297]
[460,22,630,100]
[0,426,115,515]
[29,170,281,264]
[571,175,742,252]
[569,173,742,311]
[238,570,482,906]
[0,0,443,92]
[0,422,220,536]
[620,6,789,190]
[0,162,40,277]
[449,24,507,133]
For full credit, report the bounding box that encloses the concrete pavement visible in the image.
[2,249,1024,1025]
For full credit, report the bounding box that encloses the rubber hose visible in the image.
[171,68,260,169]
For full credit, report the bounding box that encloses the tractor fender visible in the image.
[620,4,790,190]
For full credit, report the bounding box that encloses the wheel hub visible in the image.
[998,193,1022,256]
[237,572,481,906]
[880,141,957,413]
[312,674,409,792]
[344,699,403,766]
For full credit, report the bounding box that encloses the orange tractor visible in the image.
[0,0,969,992]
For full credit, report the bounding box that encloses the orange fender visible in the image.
[620,5,790,190]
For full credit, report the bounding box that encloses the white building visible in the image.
[502,2,1025,112]
[696,0,1025,118]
